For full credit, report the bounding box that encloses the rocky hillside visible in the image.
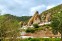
[1,4,62,26]
[28,11,41,25]
[40,4,62,22]
[28,4,62,26]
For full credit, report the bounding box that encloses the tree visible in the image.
[51,11,62,41]
[25,28,35,33]
[33,24,39,28]
[0,15,20,41]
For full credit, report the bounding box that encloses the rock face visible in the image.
[28,11,52,26]
[41,4,62,22]
[28,4,62,26]
[45,13,51,22]
[28,11,41,26]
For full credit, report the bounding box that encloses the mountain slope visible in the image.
[40,4,62,22]
[1,14,31,22]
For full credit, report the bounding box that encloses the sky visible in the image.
[0,0,62,16]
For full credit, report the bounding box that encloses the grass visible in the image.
[20,38,60,41]
[2,38,60,41]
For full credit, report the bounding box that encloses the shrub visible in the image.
[33,24,39,28]
[30,38,40,41]
[25,28,35,33]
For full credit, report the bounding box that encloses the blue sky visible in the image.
[0,0,62,16]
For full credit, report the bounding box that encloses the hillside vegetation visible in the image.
[40,4,62,22]
[0,4,62,41]
[1,14,31,22]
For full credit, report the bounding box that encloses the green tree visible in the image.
[33,24,39,28]
[0,15,20,41]
[51,11,62,41]
[25,28,35,33]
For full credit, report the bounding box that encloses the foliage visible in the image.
[25,24,43,33]
[20,16,32,22]
[0,15,20,41]
[1,38,60,41]
[40,4,62,22]
[20,38,60,41]
[2,14,31,22]
[25,28,35,33]
[33,24,39,28]
[50,11,62,40]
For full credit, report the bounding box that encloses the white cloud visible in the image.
[13,0,25,4]
[31,5,46,11]
[29,5,57,16]
[58,1,62,4]
[29,5,46,16]
[0,0,62,16]
[0,4,15,15]
[13,0,32,7]
[0,5,7,14]
[46,5,55,9]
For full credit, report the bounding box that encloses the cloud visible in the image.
[29,4,61,16]
[59,1,62,4]
[0,5,7,14]
[13,0,34,8]
[46,5,55,10]
[29,5,46,15]
[0,0,62,16]
[0,0,35,16]
[31,5,46,12]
